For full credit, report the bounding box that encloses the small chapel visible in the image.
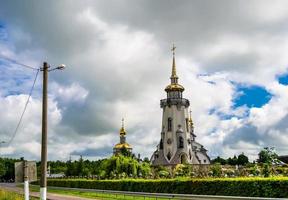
[113,119,133,155]
[151,46,210,166]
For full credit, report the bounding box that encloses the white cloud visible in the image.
[1,1,288,161]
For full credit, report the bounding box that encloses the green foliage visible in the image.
[249,164,261,176]
[98,155,151,179]
[212,153,249,166]
[120,147,132,157]
[0,162,6,177]
[0,157,21,181]
[0,189,24,200]
[35,177,288,198]
[258,147,279,164]
[237,153,249,166]
[262,163,271,177]
[227,156,238,165]
[158,170,169,178]
[212,156,227,165]
[211,163,222,177]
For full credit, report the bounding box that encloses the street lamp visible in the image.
[40,62,65,200]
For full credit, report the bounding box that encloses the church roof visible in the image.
[165,83,185,92]
[114,142,132,149]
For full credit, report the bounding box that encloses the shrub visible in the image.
[32,177,288,198]
[211,163,222,177]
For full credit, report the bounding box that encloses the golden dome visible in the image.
[165,83,185,92]
[114,142,132,149]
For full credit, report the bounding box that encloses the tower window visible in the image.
[178,136,184,148]
[186,118,189,132]
[159,139,163,150]
[168,118,172,131]
[167,152,171,160]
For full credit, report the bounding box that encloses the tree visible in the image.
[258,147,279,164]
[0,162,6,177]
[77,156,84,176]
[227,155,238,165]
[237,153,249,166]
[212,156,226,165]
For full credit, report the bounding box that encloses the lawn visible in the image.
[0,188,38,200]
[25,184,170,200]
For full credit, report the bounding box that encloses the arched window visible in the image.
[179,136,184,148]
[180,154,187,164]
[186,118,189,132]
[159,139,163,150]
[167,152,171,160]
[168,118,172,131]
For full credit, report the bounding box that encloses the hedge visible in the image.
[33,177,288,198]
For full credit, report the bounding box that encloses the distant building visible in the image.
[278,155,288,164]
[113,119,132,155]
[151,46,210,166]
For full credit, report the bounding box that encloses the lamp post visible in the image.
[40,62,65,200]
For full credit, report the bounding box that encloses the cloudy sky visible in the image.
[1,0,288,161]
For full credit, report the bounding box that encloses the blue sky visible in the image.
[234,85,272,108]
[1,1,288,161]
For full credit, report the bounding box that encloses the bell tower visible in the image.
[151,45,210,165]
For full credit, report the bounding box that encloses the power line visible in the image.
[0,55,39,70]
[6,69,40,146]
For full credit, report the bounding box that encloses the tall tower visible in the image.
[151,45,210,165]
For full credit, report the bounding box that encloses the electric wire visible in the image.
[0,55,39,70]
[5,69,40,146]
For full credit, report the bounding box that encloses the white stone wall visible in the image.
[162,104,193,164]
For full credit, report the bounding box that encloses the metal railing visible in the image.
[48,186,286,200]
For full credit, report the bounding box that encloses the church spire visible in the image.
[170,44,178,84]
[165,44,184,93]
[119,118,126,135]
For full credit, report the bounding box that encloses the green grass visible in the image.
[23,184,169,200]
[0,188,38,200]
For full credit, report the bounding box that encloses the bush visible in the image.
[211,163,222,177]
[32,177,288,198]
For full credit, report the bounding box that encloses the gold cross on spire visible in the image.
[120,118,126,135]
[171,44,176,56]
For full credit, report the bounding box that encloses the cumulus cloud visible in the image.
[1,0,288,161]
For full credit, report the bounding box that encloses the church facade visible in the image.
[113,119,133,155]
[151,46,210,166]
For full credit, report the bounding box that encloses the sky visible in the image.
[0,0,288,161]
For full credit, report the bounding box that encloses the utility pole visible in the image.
[39,62,65,200]
[23,160,29,200]
[40,62,48,200]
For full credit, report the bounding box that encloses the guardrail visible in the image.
[48,186,286,200]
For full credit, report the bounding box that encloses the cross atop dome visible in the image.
[119,118,126,136]
[171,44,176,55]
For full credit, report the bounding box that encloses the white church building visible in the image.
[151,46,210,166]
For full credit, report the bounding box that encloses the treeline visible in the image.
[211,147,281,166]
[211,153,249,165]
[45,155,151,179]
[0,157,21,181]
